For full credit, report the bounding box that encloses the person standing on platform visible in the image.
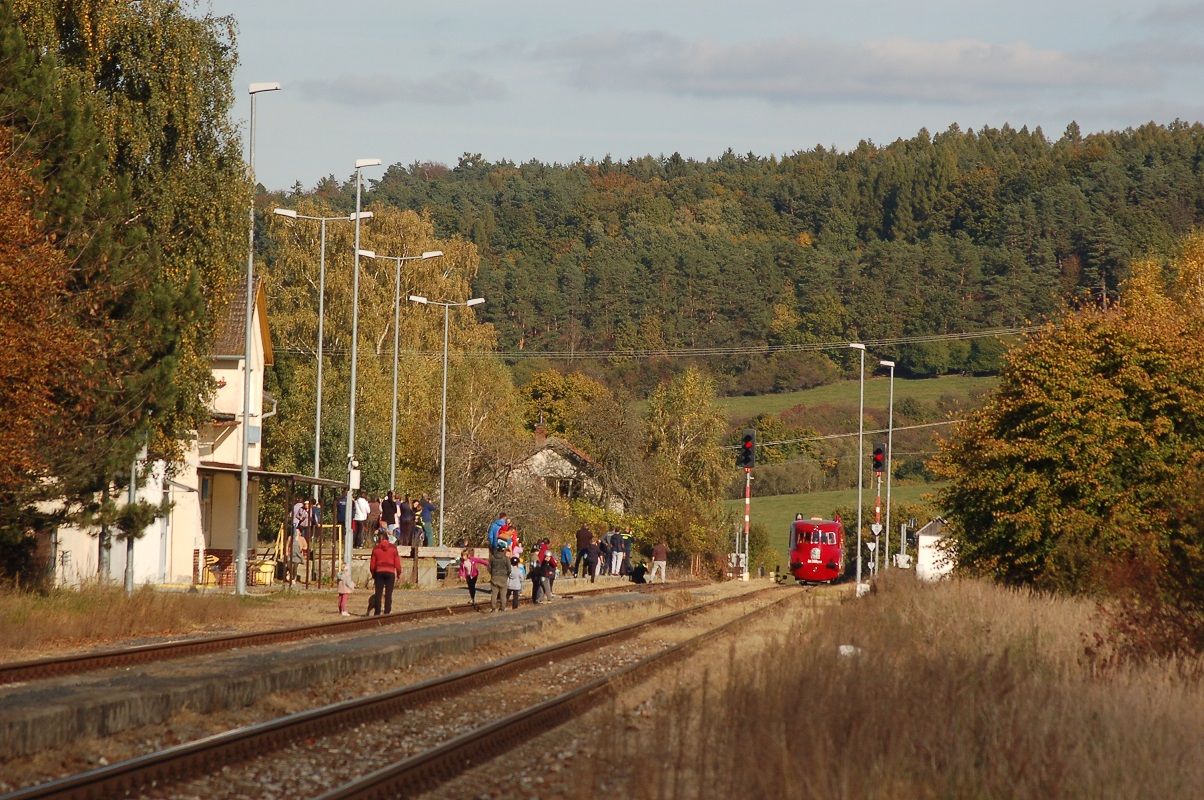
[420,494,436,546]
[369,530,400,615]
[560,541,573,577]
[506,556,523,609]
[488,512,507,548]
[574,525,591,577]
[353,491,370,548]
[650,540,669,583]
[381,491,398,537]
[489,541,510,612]
[584,537,601,583]
[336,562,354,616]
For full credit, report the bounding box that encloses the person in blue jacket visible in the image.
[560,542,573,576]
[487,512,508,548]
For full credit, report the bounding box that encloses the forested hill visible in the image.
[288,121,1204,393]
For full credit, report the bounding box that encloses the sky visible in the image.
[207,0,1204,192]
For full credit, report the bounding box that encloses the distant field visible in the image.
[717,375,997,420]
[724,482,945,566]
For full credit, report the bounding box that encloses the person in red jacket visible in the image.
[369,530,401,615]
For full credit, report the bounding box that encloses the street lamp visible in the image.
[344,158,382,564]
[880,359,896,568]
[848,342,866,593]
[237,80,281,597]
[356,249,444,490]
[273,208,373,499]
[409,294,485,547]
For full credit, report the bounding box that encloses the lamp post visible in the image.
[849,342,866,592]
[273,208,373,499]
[408,294,485,547]
[236,80,280,597]
[343,158,382,564]
[880,359,896,569]
[356,249,444,490]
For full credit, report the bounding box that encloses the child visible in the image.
[336,562,354,616]
[458,548,490,609]
[507,556,523,609]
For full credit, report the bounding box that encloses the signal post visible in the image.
[737,429,755,581]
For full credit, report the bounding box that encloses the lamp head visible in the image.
[273,208,298,219]
[349,211,374,221]
[408,295,429,304]
[249,81,282,94]
[879,360,895,368]
[848,342,866,351]
[355,158,382,169]
[421,250,444,259]
[356,249,376,259]
[466,298,485,307]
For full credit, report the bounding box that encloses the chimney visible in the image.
[534,423,548,448]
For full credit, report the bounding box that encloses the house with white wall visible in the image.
[49,281,277,587]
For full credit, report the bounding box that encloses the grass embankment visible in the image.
[597,574,1204,799]
[0,586,263,658]
[716,374,997,420]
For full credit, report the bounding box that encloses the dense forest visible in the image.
[275,121,1204,394]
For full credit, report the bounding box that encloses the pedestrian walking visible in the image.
[336,562,354,616]
[369,530,400,615]
[458,548,489,609]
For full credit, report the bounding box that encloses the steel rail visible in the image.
[0,584,776,800]
[318,588,802,799]
[0,581,698,686]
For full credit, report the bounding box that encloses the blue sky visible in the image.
[209,0,1204,191]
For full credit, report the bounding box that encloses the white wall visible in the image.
[916,533,953,581]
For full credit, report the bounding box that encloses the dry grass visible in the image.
[0,585,256,658]
[594,574,1204,799]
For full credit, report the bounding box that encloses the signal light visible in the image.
[737,429,756,468]
[872,443,886,475]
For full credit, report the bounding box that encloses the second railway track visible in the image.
[0,583,797,800]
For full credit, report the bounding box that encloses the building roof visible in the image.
[211,279,274,366]
[198,460,344,488]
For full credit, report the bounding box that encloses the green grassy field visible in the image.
[717,374,997,420]
[724,481,945,566]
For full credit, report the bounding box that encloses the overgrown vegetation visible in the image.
[935,233,1204,655]
[586,575,1204,799]
[0,585,253,656]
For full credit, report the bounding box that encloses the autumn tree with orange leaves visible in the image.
[935,234,1204,656]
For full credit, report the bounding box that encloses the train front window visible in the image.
[825,532,837,545]
[810,532,821,544]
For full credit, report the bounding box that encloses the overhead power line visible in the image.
[730,419,965,449]
[271,326,1037,361]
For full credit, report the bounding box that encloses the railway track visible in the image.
[0,584,790,800]
[0,581,698,686]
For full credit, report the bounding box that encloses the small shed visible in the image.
[915,518,953,581]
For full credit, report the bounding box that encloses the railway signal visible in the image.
[737,429,756,469]
[872,442,886,475]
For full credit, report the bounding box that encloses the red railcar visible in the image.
[788,517,845,584]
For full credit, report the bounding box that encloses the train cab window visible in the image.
[809,532,821,544]
[825,532,837,545]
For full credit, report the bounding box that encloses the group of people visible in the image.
[336,510,673,619]
[337,490,437,550]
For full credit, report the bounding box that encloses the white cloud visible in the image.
[297,70,506,107]
[534,32,1161,105]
